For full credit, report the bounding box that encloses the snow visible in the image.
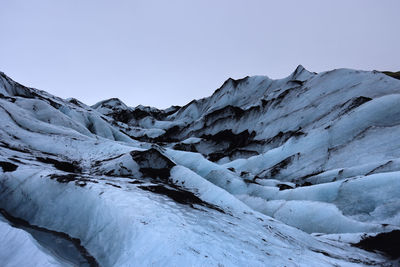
[1,67,400,265]
[1,166,386,266]
[0,214,67,267]
[181,137,202,144]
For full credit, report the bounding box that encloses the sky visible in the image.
[1,0,399,108]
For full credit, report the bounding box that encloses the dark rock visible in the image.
[295,170,324,182]
[128,180,143,184]
[105,182,122,188]
[130,149,175,180]
[228,149,259,161]
[277,184,294,191]
[0,161,18,172]
[93,154,125,166]
[138,184,224,213]
[267,153,299,178]
[264,129,305,148]
[0,93,16,103]
[353,230,400,259]
[204,105,245,124]
[154,125,181,143]
[36,157,81,173]
[47,174,97,186]
[67,98,84,107]
[201,129,255,150]
[298,181,313,187]
[240,171,250,178]
[207,152,227,162]
[382,71,400,80]
[173,143,198,152]
[338,96,372,116]
[288,80,304,86]
[48,173,79,183]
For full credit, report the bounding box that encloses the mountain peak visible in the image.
[92,97,128,110]
[290,64,314,80]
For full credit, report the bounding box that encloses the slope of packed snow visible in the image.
[0,214,68,267]
[1,67,400,266]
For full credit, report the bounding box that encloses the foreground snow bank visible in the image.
[0,214,66,267]
[1,165,387,266]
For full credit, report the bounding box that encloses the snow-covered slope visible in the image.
[1,67,399,266]
[0,213,67,267]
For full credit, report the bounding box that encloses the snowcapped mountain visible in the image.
[0,66,399,266]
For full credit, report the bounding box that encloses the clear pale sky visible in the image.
[1,0,399,108]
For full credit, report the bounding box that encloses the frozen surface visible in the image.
[0,214,68,267]
[1,68,400,266]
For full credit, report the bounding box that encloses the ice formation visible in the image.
[0,66,399,266]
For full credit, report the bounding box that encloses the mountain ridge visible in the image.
[0,67,400,266]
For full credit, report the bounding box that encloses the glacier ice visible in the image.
[1,68,400,266]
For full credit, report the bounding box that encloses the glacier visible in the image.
[0,66,399,266]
